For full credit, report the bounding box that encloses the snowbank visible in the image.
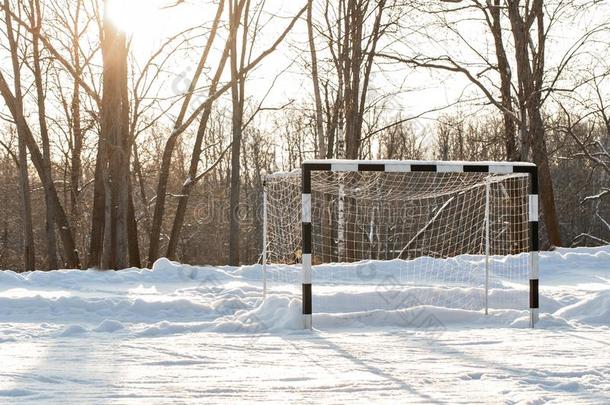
[555,290,610,325]
[0,257,238,290]
[0,246,608,336]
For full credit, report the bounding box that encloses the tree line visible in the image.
[0,0,608,271]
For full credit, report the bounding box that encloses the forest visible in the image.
[0,0,608,271]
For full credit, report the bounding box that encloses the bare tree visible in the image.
[307,0,325,158]
[146,0,227,265]
[98,2,131,269]
[227,0,250,265]
[377,0,607,247]
[1,0,83,269]
[165,36,232,260]
[3,0,35,270]
[555,53,610,244]
[28,0,59,269]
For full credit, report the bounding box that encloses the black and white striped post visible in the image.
[515,165,540,328]
[301,163,331,329]
[300,160,540,330]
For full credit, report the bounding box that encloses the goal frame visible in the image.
[296,159,540,329]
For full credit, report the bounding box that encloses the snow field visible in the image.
[0,246,609,403]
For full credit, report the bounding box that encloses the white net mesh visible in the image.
[263,168,531,315]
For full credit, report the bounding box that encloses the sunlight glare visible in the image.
[105,0,163,37]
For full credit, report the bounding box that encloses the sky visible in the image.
[105,0,608,133]
[101,0,470,155]
[2,0,608,154]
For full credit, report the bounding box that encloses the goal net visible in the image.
[262,160,539,329]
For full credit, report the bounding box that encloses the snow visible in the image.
[0,246,609,403]
[555,290,610,324]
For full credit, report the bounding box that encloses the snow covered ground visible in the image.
[0,246,609,404]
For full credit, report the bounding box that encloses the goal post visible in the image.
[264,160,540,330]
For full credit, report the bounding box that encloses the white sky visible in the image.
[2,0,609,153]
[110,0,608,126]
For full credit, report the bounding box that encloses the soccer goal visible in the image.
[262,160,539,329]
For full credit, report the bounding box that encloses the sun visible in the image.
[104,0,210,49]
[105,0,164,37]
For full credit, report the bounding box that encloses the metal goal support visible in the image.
[300,160,540,330]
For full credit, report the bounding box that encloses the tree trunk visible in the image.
[488,0,517,161]
[344,0,362,159]
[100,7,130,269]
[307,0,326,158]
[30,0,59,269]
[70,0,84,257]
[5,0,35,271]
[356,0,385,157]
[16,125,35,271]
[101,163,113,269]
[132,142,151,235]
[507,0,561,247]
[530,109,562,247]
[87,140,106,268]
[228,0,248,265]
[127,182,141,267]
